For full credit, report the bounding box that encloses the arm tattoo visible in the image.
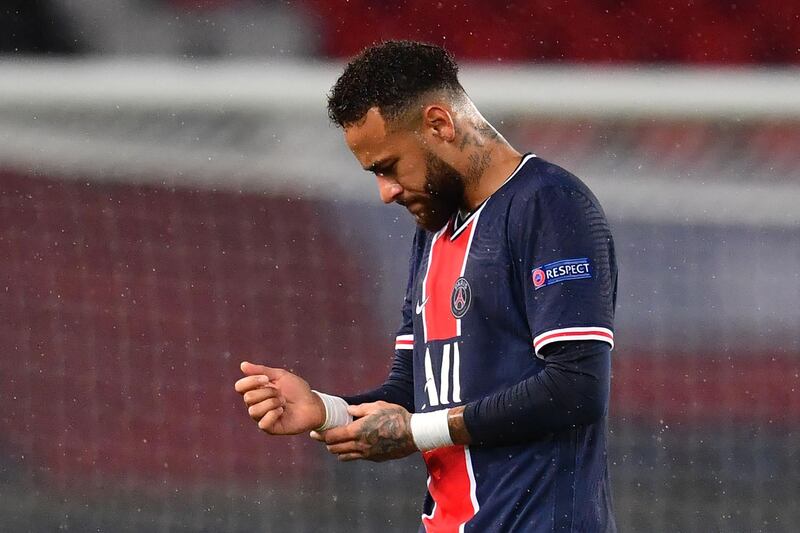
[360,408,416,461]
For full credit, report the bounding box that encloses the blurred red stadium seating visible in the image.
[299,0,800,63]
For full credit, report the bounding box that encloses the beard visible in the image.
[410,151,466,232]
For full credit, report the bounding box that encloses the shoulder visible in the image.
[502,155,601,208]
[488,156,605,228]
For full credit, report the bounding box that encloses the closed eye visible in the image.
[375,164,395,177]
[366,159,397,176]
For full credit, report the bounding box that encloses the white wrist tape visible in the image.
[311,391,353,431]
[410,409,454,451]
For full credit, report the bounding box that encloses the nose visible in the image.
[377,175,403,204]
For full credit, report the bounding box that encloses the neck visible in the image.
[455,119,522,211]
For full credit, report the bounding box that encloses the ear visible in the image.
[421,105,456,143]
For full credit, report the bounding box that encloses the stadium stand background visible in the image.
[1,1,799,531]
[5,0,800,63]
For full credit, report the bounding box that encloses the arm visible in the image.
[317,340,609,460]
[449,340,610,446]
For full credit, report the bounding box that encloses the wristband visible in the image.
[311,391,353,431]
[410,409,454,451]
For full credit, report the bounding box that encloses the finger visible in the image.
[326,441,365,455]
[257,406,284,432]
[309,430,326,442]
[242,387,280,406]
[240,361,285,381]
[346,403,377,418]
[321,424,359,445]
[337,453,364,462]
[248,397,284,420]
[234,375,272,394]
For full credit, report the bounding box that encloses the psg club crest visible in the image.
[450,277,472,318]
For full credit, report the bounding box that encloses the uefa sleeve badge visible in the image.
[532,258,592,290]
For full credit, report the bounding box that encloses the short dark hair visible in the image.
[327,40,463,128]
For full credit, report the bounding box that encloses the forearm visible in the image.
[323,342,610,455]
[448,341,611,447]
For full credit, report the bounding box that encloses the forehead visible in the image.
[343,107,411,167]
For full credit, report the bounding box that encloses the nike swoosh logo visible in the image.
[415,296,430,314]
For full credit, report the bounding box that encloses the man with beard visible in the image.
[235,41,618,532]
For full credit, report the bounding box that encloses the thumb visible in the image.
[240,361,284,380]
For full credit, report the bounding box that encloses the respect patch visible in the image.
[532,258,592,289]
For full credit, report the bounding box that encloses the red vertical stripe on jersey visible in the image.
[422,446,476,532]
[423,220,474,342]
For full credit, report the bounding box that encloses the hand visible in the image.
[234,361,325,435]
[311,401,417,462]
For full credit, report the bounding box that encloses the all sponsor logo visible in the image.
[531,258,592,290]
[450,277,472,318]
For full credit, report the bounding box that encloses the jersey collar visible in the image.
[449,153,537,241]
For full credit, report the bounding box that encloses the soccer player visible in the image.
[235,41,618,532]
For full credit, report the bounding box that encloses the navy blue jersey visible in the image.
[394,155,617,532]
